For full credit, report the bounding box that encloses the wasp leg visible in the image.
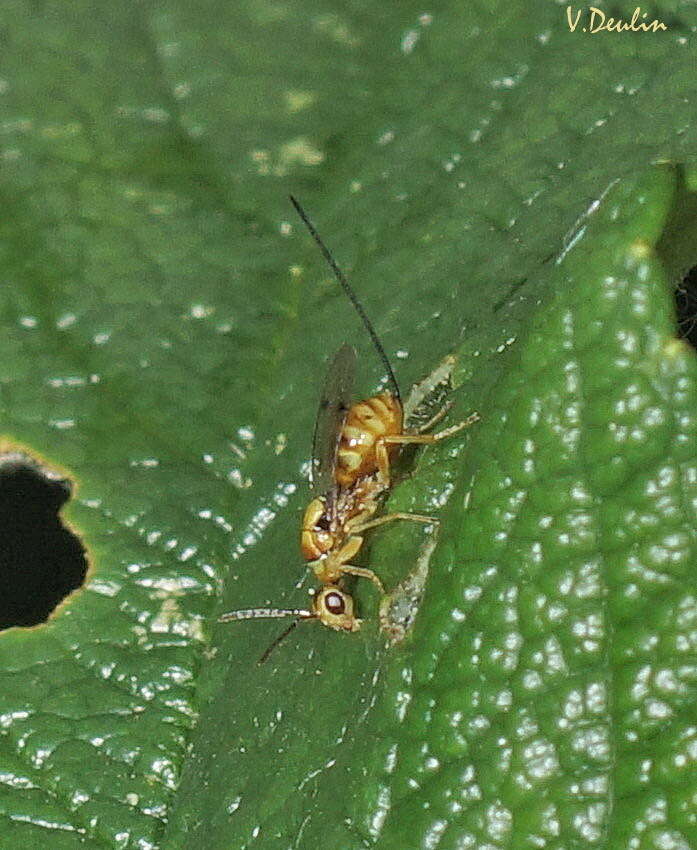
[374,410,479,489]
[338,564,385,594]
[343,505,378,530]
[350,511,438,534]
[413,400,453,434]
[374,439,393,488]
[312,535,364,586]
[383,410,480,447]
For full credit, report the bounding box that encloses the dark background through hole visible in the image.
[676,265,697,349]
[0,462,87,630]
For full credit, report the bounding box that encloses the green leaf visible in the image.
[169,168,697,848]
[0,3,696,850]
[360,167,697,849]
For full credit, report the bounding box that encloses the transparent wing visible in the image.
[310,343,356,493]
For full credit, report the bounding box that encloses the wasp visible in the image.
[218,197,479,659]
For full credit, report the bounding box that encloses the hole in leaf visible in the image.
[0,453,87,630]
[655,166,697,349]
[676,266,697,349]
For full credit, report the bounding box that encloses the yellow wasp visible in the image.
[219,198,478,659]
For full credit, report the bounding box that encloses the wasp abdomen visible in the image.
[336,392,403,487]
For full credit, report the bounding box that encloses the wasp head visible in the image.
[313,585,361,632]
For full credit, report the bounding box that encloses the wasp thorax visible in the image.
[301,496,336,559]
[313,585,361,632]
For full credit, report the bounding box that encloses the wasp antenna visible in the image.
[289,195,401,403]
[258,620,301,665]
[218,607,315,623]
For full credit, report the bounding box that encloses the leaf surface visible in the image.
[0,3,695,849]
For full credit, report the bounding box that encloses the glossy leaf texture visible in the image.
[170,166,697,848]
[0,2,695,850]
[356,168,697,849]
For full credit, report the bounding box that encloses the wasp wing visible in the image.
[310,343,356,494]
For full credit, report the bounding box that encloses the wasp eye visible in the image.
[324,591,345,615]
